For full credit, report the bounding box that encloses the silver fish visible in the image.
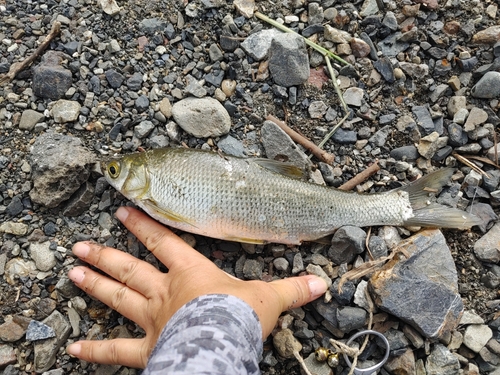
[102,148,480,245]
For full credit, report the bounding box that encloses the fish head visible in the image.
[102,155,150,200]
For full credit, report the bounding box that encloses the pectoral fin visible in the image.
[253,159,304,179]
[142,200,198,228]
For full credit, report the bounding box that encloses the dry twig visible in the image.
[265,115,335,164]
[452,152,491,178]
[337,246,410,292]
[338,161,380,191]
[0,21,61,86]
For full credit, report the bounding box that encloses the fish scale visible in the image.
[103,148,480,245]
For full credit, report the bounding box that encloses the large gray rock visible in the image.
[268,33,310,87]
[369,229,463,339]
[33,310,71,372]
[172,97,231,138]
[29,132,95,208]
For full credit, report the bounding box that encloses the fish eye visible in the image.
[108,161,120,179]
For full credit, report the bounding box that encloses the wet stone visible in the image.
[369,229,463,339]
[32,51,72,100]
[217,135,246,157]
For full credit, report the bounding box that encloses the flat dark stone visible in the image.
[373,57,395,83]
[302,24,324,38]
[369,229,463,339]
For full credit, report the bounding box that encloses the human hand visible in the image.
[66,206,328,368]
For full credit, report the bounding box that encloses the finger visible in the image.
[115,206,208,269]
[67,338,150,368]
[68,266,149,323]
[72,242,163,298]
[270,275,327,311]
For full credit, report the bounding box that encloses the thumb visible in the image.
[270,275,328,312]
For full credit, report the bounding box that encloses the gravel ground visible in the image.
[0,0,499,374]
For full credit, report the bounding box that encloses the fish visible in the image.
[102,147,480,245]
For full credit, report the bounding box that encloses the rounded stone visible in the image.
[472,71,500,99]
[172,97,231,138]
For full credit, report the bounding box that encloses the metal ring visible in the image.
[342,330,390,375]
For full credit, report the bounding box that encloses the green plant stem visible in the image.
[325,55,348,113]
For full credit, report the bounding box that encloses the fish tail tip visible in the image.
[401,168,481,230]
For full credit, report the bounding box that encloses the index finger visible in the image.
[115,206,208,269]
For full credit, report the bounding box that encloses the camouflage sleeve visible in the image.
[143,294,263,375]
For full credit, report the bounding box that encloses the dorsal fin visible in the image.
[253,159,304,179]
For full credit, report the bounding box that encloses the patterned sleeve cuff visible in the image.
[143,294,263,375]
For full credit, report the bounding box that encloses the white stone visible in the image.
[463,325,493,353]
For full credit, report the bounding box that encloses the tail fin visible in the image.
[400,168,481,229]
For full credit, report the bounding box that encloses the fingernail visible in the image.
[67,343,81,356]
[115,206,129,222]
[72,243,90,259]
[68,267,85,284]
[308,276,328,299]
